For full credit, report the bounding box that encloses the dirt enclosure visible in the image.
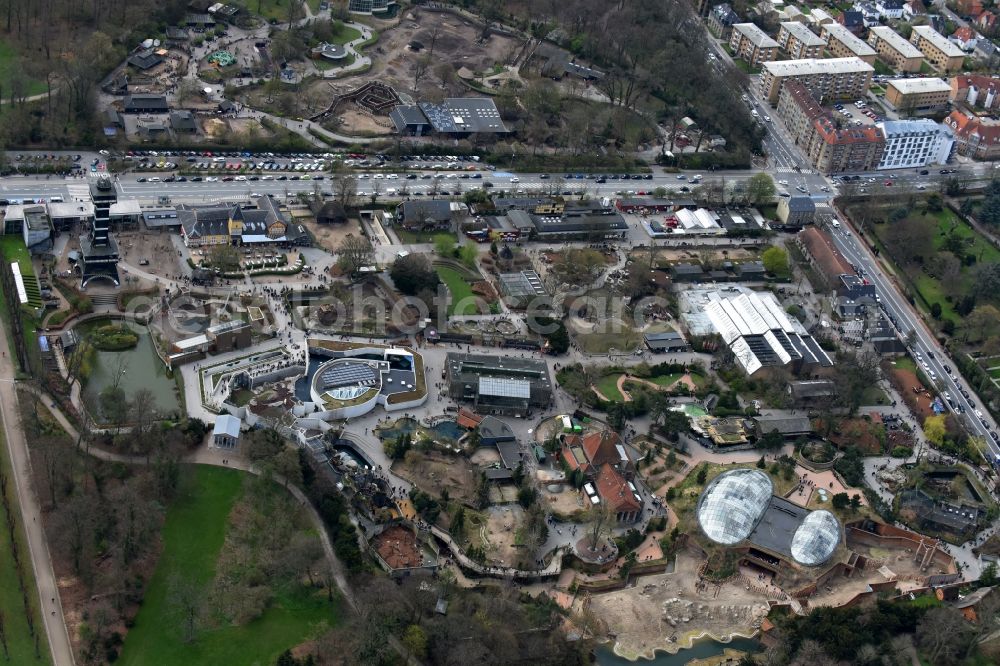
[392,449,478,506]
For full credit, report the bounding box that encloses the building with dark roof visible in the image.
[169,110,198,133]
[776,196,816,228]
[80,176,120,286]
[179,196,309,247]
[314,201,348,224]
[753,413,813,437]
[123,94,169,113]
[397,199,453,230]
[391,98,508,135]
[787,379,836,404]
[644,330,690,352]
[127,48,163,71]
[445,352,552,416]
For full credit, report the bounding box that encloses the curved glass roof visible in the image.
[697,469,773,545]
[790,510,841,566]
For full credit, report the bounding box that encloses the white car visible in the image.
[234,175,247,181]
[386,173,399,179]
[778,180,788,186]
[205,176,219,182]
[372,173,384,179]
[510,177,520,183]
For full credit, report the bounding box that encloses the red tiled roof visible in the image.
[799,227,856,281]
[582,430,625,468]
[947,110,1000,144]
[813,116,885,145]
[595,464,641,513]
[953,26,977,42]
[456,408,483,429]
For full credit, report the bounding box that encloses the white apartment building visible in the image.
[875,119,954,169]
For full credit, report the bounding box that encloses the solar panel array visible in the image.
[478,376,531,399]
[320,362,378,389]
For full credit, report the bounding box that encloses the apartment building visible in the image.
[875,119,954,169]
[910,25,965,73]
[884,78,951,115]
[776,80,886,172]
[778,21,826,59]
[821,22,877,64]
[809,118,886,173]
[730,23,780,69]
[709,3,740,37]
[950,74,1000,110]
[867,26,924,73]
[760,57,874,105]
[945,111,1000,160]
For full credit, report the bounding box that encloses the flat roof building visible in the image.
[820,22,877,64]
[867,26,924,73]
[778,21,826,59]
[730,23,780,69]
[760,57,874,105]
[445,352,552,416]
[876,119,954,169]
[910,25,965,73]
[885,77,952,115]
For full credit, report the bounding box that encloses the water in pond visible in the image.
[294,357,325,402]
[429,419,464,441]
[82,328,181,419]
[378,417,420,441]
[594,637,761,665]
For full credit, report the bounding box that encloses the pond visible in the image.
[82,326,181,420]
[593,637,761,665]
[378,417,420,441]
[428,419,464,441]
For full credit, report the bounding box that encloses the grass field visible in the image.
[595,374,624,402]
[118,466,337,666]
[436,266,478,316]
[234,0,323,21]
[0,38,45,98]
[395,229,457,244]
[0,430,51,666]
[329,25,362,46]
[870,207,1000,322]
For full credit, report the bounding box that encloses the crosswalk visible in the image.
[66,182,91,202]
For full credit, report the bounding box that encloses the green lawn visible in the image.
[235,0,324,21]
[395,229,457,244]
[595,374,625,402]
[873,58,894,76]
[0,430,51,666]
[892,356,918,373]
[987,366,1000,379]
[0,38,45,98]
[436,266,478,316]
[646,373,684,387]
[118,466,337,666]
[329,26,362,46]
[314,52,355,70]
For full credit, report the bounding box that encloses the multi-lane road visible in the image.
[829,215,1000,462]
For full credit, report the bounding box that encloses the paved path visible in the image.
[0,330,75,664]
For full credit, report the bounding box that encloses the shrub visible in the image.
[891,446,912,458]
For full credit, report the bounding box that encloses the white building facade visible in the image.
[875,119,954,169]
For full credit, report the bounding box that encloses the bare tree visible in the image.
[336,235,374,274]
[585,502,614,553]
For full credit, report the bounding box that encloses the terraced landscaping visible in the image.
[0,237,42,309]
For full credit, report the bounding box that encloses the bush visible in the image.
[88,324,139,351]
[891,446,912,458]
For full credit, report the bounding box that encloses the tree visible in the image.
[331,171,357,208]
[390,254,440,296]
[275,446,303,488]
[402,624,428,660]
[746,173,776,205]
[849,494,862,511]
[917,606,972,665]
[980,562,998,588]
[757,429,784,451]
[335,235,374,275]
[207,244,241,272]
[930,302,943,319]
[585,503,614,553]
[924,415,947,447]
[99,385,129,430]
[434,234,454,256]
[831,492,850,510]
[695,466,707,484]
[761,246,790,278]
[168,575,202,644]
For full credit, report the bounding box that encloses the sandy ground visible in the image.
[481,504,527,567]
[542,485,586,517]
[391,449,478,506]
[299,218,363,253]
[580,549,769,661]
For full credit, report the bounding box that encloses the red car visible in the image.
[884,180,893,186]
